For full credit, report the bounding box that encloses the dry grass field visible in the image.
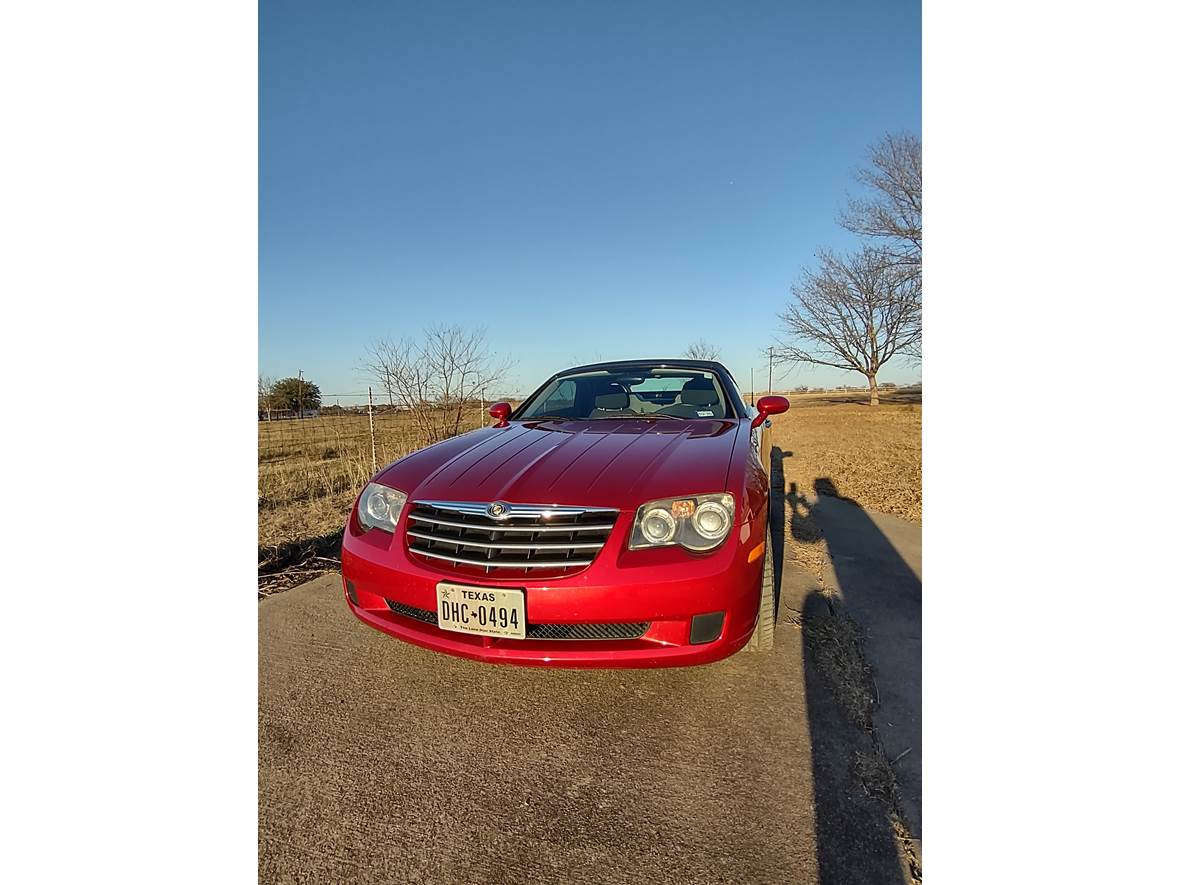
[764,389,921,578]
[766,390,922,521]
[258,412,482,571]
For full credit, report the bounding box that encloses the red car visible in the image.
[341,359,789,668]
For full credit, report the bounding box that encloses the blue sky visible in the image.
[260,0,921,404]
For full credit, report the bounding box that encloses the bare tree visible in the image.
[258,375,276,420]
[840,131,922,267]
[777,247,920,406]
[838,131,922,363]
[360,325,514,444]
[684,339,722,361]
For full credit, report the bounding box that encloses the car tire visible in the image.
[746,523,776,652]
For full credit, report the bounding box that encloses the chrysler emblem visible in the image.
[486,501,511,520]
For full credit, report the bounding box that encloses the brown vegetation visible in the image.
[258,412,482,562]
[767,389,921,578]
[767,391,921,520]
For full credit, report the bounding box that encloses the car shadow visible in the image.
[805,475,921,851]
[769,446,918,884]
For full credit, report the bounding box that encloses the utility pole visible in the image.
[750,368,755,406]
[368,386,377,474]
[767,347,775,396]
[297,369,303,420]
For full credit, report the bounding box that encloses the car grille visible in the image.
[405,500,618,575]
[385,598,649,641]
[525,622,649,640]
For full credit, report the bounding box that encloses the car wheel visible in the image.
[746,524,776,652]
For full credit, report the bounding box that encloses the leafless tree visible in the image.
[777,247,920,406]
[360,325,514,444]
[840,131,922,267]
[684,339,722,361]
[258,375,276,420]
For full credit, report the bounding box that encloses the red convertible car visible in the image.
[341,359,789,668]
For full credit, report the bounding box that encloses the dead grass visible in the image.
[257,413,481,556]
[804,599,877,729]
[767,391,922,522]
[766,391,920,583]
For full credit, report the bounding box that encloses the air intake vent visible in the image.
[385,598,648,641]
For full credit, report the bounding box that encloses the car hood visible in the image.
[381,419,741,511]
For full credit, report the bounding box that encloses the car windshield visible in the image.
[516,367,734,421]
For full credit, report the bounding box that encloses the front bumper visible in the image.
[340,508,767,669]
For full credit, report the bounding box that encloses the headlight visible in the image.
[639,508,677,545]
[629,493,735,552]
[356,483,407,533]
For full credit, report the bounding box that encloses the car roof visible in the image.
[557,358,731,375]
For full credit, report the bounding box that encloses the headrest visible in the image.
[594,383,629,410]
[680,377,719,405]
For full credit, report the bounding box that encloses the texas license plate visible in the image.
[435,583,526,639]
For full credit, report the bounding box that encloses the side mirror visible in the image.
[751,395,789,428]
[488,401,512,428]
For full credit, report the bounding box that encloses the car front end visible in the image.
[339,359,786,668]
[341,490,767,668]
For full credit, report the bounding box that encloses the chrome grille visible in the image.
[384,598,649,640]
[406,500,617,574]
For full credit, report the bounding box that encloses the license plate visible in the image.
[435,583,526,639]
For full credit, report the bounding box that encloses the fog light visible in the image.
[690,611,725,644]
[345,579,358,605]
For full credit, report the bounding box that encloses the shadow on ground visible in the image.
[771,445,922,883]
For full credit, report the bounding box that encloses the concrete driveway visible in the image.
[260,507,920,883]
